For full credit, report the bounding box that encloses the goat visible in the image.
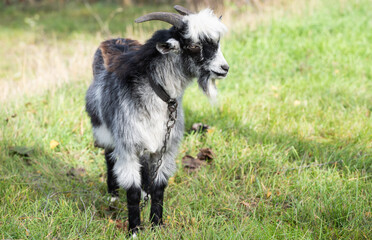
[85,5,229,235]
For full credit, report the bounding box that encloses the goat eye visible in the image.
[188,44,201,53]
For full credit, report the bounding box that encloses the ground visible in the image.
[0,0,371,239]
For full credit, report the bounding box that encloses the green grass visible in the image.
[0,1,173,35]
[1,0,371,239]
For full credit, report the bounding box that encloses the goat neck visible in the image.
[149,54,191,99]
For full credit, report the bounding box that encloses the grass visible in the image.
[1,0,371,239]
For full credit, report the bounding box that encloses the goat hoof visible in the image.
[129,226,142,238]
[131,231,138,239]
[150,221,164,229]
[108,196,118,203]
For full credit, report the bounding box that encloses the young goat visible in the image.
[85,5,229,235]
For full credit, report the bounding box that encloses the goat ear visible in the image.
[156,38,180,54]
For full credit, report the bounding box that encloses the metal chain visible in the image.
[139,99,178,211]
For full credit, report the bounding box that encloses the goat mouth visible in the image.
[211,70,227,78]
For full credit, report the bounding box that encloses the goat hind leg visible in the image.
[105,149,119,199]
[113,152,142,234]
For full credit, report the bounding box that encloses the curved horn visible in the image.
[135,12,183,29]
[174,5,194,15]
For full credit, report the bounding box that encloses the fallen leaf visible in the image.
[266,191,272,199]
[66,167,86,177]
[241,201,250,208]
[190,123,210,133]
[9,146,33,157]
[197,148,215,162]
[115,219,128,231]
[241,198,260,210]
[5,113,17,122]
[50,140,59,149]
[182,155,206,172]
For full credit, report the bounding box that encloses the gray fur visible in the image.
[85,8,229,192]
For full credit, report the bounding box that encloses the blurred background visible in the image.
[0,0,290,102]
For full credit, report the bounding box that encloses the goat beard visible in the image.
[198,71,218,103]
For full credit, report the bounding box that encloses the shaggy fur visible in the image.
[85,8,229,234]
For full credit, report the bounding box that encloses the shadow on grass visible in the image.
[182,103,371,238]
[183,103,371,173]
[1,142,128,222]
[1,93,369,238]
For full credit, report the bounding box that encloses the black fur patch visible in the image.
[99,38,142,72]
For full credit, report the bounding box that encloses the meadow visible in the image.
[0,0,371,239]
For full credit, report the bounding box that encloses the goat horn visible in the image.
[174,5,194,15]
[135,12,183,29]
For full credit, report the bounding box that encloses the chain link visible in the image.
[139,99,178,211]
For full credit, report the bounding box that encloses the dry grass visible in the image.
[0,34,97,102]
[221,0,323,31]
[0,0,319,103]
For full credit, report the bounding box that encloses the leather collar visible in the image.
[149,76,175,104]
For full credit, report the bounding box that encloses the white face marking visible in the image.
[210,46,228,78]
[166,38,180,53]
[183,8,227,42]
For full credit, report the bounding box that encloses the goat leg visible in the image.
[150,183,166,226]
[104,149,119,199]
[127,186,141,234]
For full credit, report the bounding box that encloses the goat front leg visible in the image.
[127,186,141,234]
[150,182,166,226]
[149,146,178,226]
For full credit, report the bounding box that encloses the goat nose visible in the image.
[221,64,229,72]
